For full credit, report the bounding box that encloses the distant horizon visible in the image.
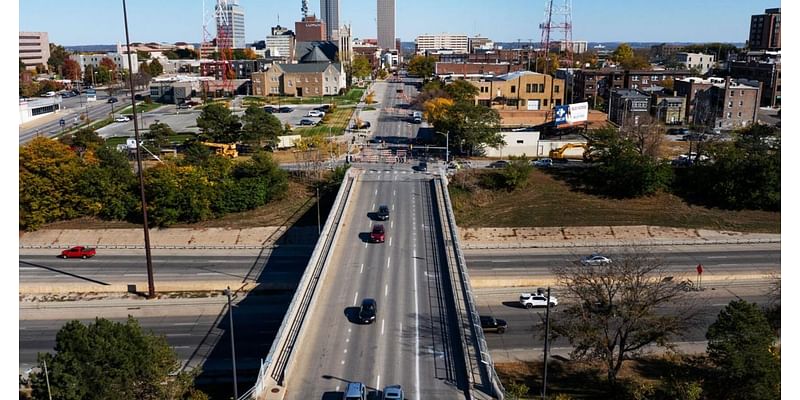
[20,0,774,47]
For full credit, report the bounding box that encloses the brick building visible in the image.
[728,59,780,107]
[574,68,693,107]
[469,71,565,111]
[608,89,651,127]
[295,16,326,42]
[251,62,345,97]
[434,62,524,79]
[693,78,761,131]
[749,8,780,51]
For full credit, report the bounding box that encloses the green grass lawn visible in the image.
[263,88,365,106]
[291,106,355,137]
[449,169,780,233]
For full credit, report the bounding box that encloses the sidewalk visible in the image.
[459,226,780,249]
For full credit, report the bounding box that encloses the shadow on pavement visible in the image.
[193,180,339,398]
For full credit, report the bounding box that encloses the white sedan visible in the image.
[580,254,612,266]
[306,110,325,118]
[114,116,130,123]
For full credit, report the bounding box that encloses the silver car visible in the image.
[382,385,404,400]
[580,254,612,266]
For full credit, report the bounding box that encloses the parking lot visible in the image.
[266,104,330,127]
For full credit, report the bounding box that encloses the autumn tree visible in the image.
[62,59,81,81]
[444,79,478,103]
[144,122,176,148]
[29,317,206,400]
[432,101,504,156]
[99,57,117,73]
[550,248,697,386]
[422,97,454,122]
[243,48,258,60]
[407,55,436,80]
[349,55,372,80]
[47,43,70,74]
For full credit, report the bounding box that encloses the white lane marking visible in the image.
[166,333,191,337]
[172,322,196,326]
[360,264,364,274]
[173,346,191,349]
[19,267,37,270]
[123,273,146,277]
[389,237,393,246]
[391,220,394,229]
[196,272,222,275]
[414,249,420,400]
[381,319,385,336]
[365,242,368,248]
[341,360,345,365]
[375,189,378,195]
[336,385,340,392]
[346,338,350,343]
[353,291,358,306]
[707,256,732,259]
[344,349,348,353]
[387,257,391,268]
[377,375,381,392]
[385,284,388,297]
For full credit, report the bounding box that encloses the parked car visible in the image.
[376,205,390,221]
[107,97,119,104]
[176,103,191,110]
[299,118,316,126]
[667,128,690,135]
[415,161,427,172]
[519,292,558,308]
[60,246,96,259]
[278,106,293,113]
[358,298,377,324]
[264,106,278,113]
[488,160,509,169]
[315,104,331,112]
[480,315,507,334]
[683,133,706,141]
[344,382,367,400]
[307,110,325,118]
[580,254,612,266]
[370,224,386,243]
[114,115,130,123]
[533,158,553,168]
[382,385,404,400]
[43,91,56,97]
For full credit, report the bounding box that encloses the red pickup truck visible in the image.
[60,246,96,259]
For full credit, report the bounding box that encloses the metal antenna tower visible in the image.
[301,0,309,18]
[539,0,573,74]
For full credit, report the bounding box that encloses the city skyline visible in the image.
[19,0,774,46]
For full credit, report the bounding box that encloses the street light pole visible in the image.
[223,287,239,399]
[446,131,449,164]
[542,286,552,399]
[122,0,156,299]
[316,186,321,235]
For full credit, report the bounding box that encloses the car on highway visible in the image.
[278,106,293,113]
[60,246,96,259]
[114,116,130,123]
[533,158,553,168]
[358,298,377,324]
[107,97,119,104]
[376,205,390,221]
[411,111,422,123]
[370,224,386,243]
[519,292,558,308]
[306,110,325,118]
[382,385,404,400]
[580,254,612,266]
[488,160,509,169]
[344,382,367,400]
[480,315,507,334]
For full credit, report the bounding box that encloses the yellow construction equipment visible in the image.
[201,142,238,158]
[549,143,589,160]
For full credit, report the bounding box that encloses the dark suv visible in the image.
[480,315,507,334]
[377,205,390,221]
[359,298,377,324]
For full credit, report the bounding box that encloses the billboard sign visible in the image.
[555,102,589,125]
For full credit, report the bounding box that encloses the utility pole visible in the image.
[542,286,552,399]
[43,359,52,400]
[123,0,156,298]
[223,287,239,399]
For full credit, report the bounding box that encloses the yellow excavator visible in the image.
[549,143,589,161]
[201,142,238,158]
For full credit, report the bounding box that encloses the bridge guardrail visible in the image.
[246,168,357,400]
[439,173,505,400]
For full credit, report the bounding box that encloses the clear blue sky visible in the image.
[19,0,775,46]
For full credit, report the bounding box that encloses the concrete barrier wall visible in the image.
[247,169,358,400]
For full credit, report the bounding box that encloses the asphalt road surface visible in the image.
[19,250,313,288]
[463,244,780,279]
[284,170,469,399]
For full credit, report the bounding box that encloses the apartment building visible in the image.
[749,8,780,51]
[69,53,139,74]
[251,63,345,97]
[675,52,716,74]
[728,59,780,107]
[608,89,651,126]
[435,62,524,80]
[574,68,693,106]
[19,32,50,70]
[650,93,687,125]
[693,78,761,131]
[266,25,296,58]
[470,71,565,111]
[416,34,469,54]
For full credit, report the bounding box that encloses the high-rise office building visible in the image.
[19,32,50,70]
[216,0,246,49]
[320,0,339,41]
[748,8,780,51]
[377,0,395,50]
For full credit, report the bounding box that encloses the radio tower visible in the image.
[201,0,234,96]
[301,0,309,18]
[539,0,573,75]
